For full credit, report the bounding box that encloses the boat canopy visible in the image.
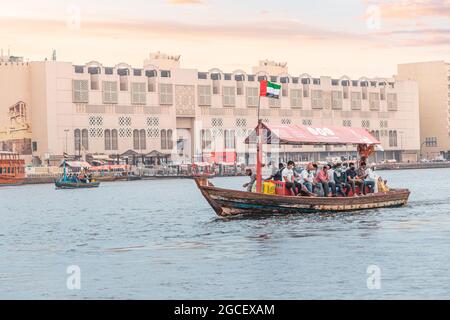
[60,161,91,168]
[245,122,380,146]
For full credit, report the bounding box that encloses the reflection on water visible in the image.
[0,168,449,299]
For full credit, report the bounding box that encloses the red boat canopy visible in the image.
[245,122,380,146]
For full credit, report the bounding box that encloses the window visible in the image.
[224,73,232,81]
[351,92,362,110]
[311,90,322,109]
[133,129,140,150]
[281,119,291,125]
[425,137,438,147]
[223,86,236,107]
[369,92,380,110]
[387,93,398,110]
[331,79,339,86]
[198,85,212,106]
[133,69,142,76]
[224,129,235,149]
[371,130,380,141]
[81,129,89,150]
[198,72,208,80]
[237,81,244,96]
[111,129,118,150]
[303,85,310,98]
[247,75,255,82]
[201,129,212,149]
[102,81,118,104]
[361,120,370,128]
[257,75,267,82]
[211,73,221,81]
[167,129,173,149]
[104,129,111,150]
[72,80,89,103]
[147,77,156,92]
[74,66,84,73]
[32,141,37,152]
[159,84,173,105]
[292,77,299,84]
[290,89,302,108]
[74,129,81,151]
[105,67,114,75]
[331,91,343,109]
[302,119,312,126]
[160,70,171,78]
[236,118,247,127]
[269,97,280,108]
[140,129,146,150]
[246,87,259,107]
[161,129,167,149]
[389,130,398,147]
[131,82,146,105]
[343,120,352,127]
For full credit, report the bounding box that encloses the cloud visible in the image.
[168,0,203,4]
[363,0,450,20]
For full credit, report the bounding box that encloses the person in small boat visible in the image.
[377,176,389,193]
[301,163,315,193]
[346,162,364,196]
[334,163,349,197]
[265,163,285,181]
[316,165,332,197]
[282,161,298,195]
[359,162,376,194]
[326,164,337,197]
[243,168,256,192]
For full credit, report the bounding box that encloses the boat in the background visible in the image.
[55,160,100,189]
[0,151,25,186]
[195,121,410,217]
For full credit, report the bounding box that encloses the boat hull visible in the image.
[55,181,100,189]
[0,176,25,186]
[195,178,410,217]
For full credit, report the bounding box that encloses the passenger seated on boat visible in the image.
[243,168,256,192]
[358,162,375,195]
[316,165,335,197]
[266,163,285,182]
[301,163,315,193]
[346,163,364,196]
[333,163,349,197]
[282,161,298,195]
[326,164,337,197]
[377,177,389,193]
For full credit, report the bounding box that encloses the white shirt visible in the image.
[365,168,377,181]
[301,170,314,183]
[327,169,335,182]
[282,168,295,182]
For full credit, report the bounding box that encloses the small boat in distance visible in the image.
[55,160,100,189]
[195,121,410,217]
[0,151,25,186]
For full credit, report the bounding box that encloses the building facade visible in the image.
[397,61,450,160]
[0,53,421,165]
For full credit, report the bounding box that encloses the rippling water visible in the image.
[0,168,450,299]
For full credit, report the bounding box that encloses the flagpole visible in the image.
[256,83,263,194]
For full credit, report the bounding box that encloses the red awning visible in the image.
[245,123,380,146]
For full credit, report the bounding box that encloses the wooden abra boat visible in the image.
[196,178,410,217]
[0,151,25,186]
[55,180,100,189]
[195,121,411,217]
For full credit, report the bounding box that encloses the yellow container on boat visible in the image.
[263,181,276,195]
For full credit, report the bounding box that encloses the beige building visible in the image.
[0,52,421,165]
[397,61,450,160]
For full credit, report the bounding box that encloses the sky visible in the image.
[0,0,449,78]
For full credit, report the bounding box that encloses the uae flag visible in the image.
[259,80,281,99]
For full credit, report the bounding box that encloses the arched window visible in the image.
[161,129,167,149]
[81,129,89,151]
[140,129,146,150]
[74,129,81,151]
[225,129,235,149]
[105,129,111,150]
[111,129,118,150]
[167,129,173,149]
[133,129,140,150]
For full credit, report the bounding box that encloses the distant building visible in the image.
[397,61,450,160]
[0,52,421,165]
